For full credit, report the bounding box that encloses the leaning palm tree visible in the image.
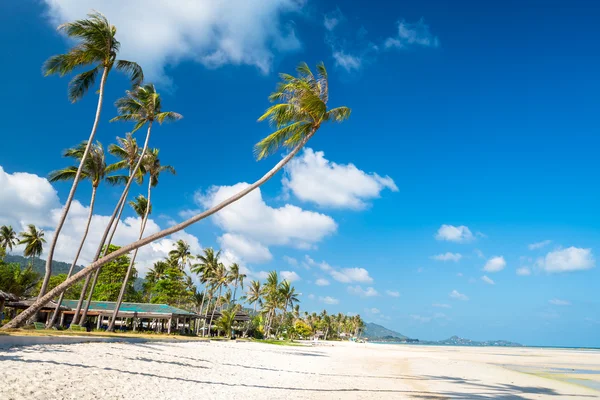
[108,152,175,331]
[46,141,125,327]
[0,226,18,252]
[39,11,143,301]
[18,225,46,266]
[4,62,350,329]
[73,84,182,324]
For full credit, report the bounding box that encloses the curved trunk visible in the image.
[107,177,152,331]
[38,67,109,304]
[73,122,153,324]
[3,130,314,329]
[208,285,222,337]
[46,186,98,328]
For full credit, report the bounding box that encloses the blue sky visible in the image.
[1,0,599,347]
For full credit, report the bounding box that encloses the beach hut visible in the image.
[0,290,18,322]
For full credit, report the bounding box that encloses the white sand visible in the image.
[1,339,599,399]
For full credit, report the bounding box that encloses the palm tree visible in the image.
[39,11,143,301]
[246,280,263,314]
[192,248,221,336]
[0,226,18,252]
[74,84,182,324]
[5,62,351,329]
[228,263,246,305]
[18,225,46,266]
[169,238,191,272]
[108,152,175,331]
[262,271,280,336]
[207,263,229,336]
[216,305,240,339]
[46,141,125,327]
[278,280,299,332]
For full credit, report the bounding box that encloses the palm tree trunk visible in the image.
[107,178,152,331]
[208,285,222,337]
[232,280,238,305]
[202,291,213,337]
[46,186,98,328]
[38,67,109,304]
[73,121,153,325]
[196,287,207,335]
[4,130,314,329]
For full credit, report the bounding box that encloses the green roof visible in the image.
[59,300,197,317]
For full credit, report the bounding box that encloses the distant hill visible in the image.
[4,254,83,276]
[421,335,523,347]
[363,322,409,340]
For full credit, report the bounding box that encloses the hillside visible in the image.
[363,322,409,340]
[4,254,83,276]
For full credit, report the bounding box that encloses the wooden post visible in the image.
[168,317,172,334]
[59,312,65,327]
[96,314,102,330]
[45,311,50,324]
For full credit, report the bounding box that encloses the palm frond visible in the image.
[68,67,100,103]
[155,111,183,124]
[115,60,144,86]
[254,121,310,160]
[324,106,352,122]
[48,166,84,183]
[105,175,128,186]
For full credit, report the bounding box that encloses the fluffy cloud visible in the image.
[218,233,272,264]
[319,296,339,305]
[431,252,462,262]
[384,19,439,49]
[197,183,337,249]
[42,0,303,82]
[283,256,298,266]
[347,285,379,297]
[367,307,380,314]
[315,278,330,286]
[435,225,474,243]
[536,247,595,273]
[281,270,301,282]
[323,8,344,31]
[529,240,552,250]
[304,256,373,283]
[483,256,506,273]
[549,299,570,306]
[516,267,531,276]
[449,290,468,301]
[332,51,362,72]
[385,290,400,297]
[283,149,397,209]
[481,275,495,285]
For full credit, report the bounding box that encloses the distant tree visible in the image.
[0,261,40,298]
[0,226,18,252]
[90,245,137,302]
[294,320,312,338]
[18,225,46,267]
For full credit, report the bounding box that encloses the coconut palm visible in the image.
[246,280,263,314]
[18,225,46,266]
[39,11,143,301]
[216,305,240,339]
[169,238,192,272]
[0,226,18,252]
[207,263,229,336]
[73,84,182,324]
[46,141,125,327]
[192,248,221,336]
[228,263,246,305]
[278,280,299,331]
[108,152,175,331]
[5,62,350,329]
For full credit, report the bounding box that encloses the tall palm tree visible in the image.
[278,280,299,329]
[0,226,18,252]
[228,263,246,305]
[74,84,182,324]
[18,225,46,266]
[263,271,280,336]
[39,11,143,301]
[192,248,221,336]
[108,152,175,331]
[46,141,125,327]
[5,62,351,329]
[207,263,229,336]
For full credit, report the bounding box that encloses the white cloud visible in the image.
[449,290,468,301]
[385,290,400,297]
[483,256,506,273]
[347,285,379,297]
[315,278,330,286]
[43,0,303,82]
[431,252,462,262]
[432,303,451,309]
[474,249,485,259]
[319,296,339,305]
[481,275,495,285]
[330,267,373,283]
[323,8,344,31]
[281,270,301,282]
[332,51,362,72]
[529,240,552,250]
[411,313,447,324]
[549,299,570,306]
[283,149,398,209]
[516,267,531,276]
[307,293,315,300]
[196,183,337,249]
[384,18,439,50]
[217,233,272,264]
[435,225,474,243]
[536,247,595,273]
[366,307,380,314]
[283,255,298,266]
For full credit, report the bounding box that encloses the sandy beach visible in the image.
[0,339,598,399]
